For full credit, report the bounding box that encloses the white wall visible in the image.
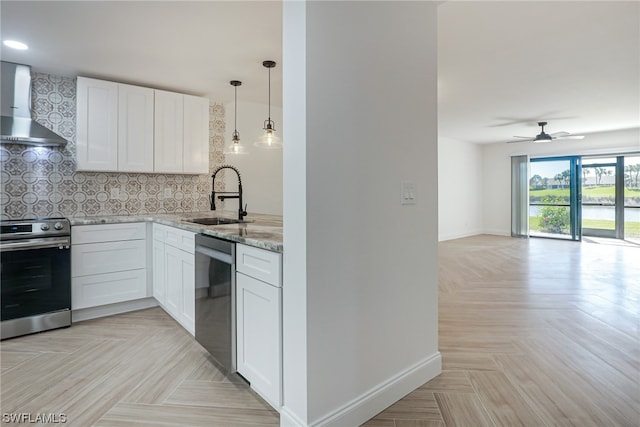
[282,2,440,426]
[438,137,484,241]
[223,101,283,215]
[482,127,640,236]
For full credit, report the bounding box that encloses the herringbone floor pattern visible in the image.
[1,235,638,426]
[364,235,639,426]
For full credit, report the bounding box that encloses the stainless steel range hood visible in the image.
[1,61,68,147]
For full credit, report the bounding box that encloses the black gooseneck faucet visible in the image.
[210,165,248,221]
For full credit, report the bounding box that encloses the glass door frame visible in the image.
[529,156,582,241]
[581,156,625,239]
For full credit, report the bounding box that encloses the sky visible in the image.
[531,155,640,180]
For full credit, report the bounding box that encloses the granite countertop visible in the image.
[69,211,283,252]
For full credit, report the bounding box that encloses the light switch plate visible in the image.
[401,180,416,205]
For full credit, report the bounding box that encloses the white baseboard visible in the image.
[280,407,307,427]
[279,352,441,427]
[482,228,510,237]
[72,297,158,323]
[438,229,483,242]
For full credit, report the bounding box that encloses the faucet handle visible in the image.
[210,191,216,210]
[241,204,248,218]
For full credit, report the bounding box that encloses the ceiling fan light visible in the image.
[534,133,553,143]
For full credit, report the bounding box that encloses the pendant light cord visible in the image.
[268,65,272,123]
[234,85,238,132]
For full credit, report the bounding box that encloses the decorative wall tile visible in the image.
[0,72,226,220]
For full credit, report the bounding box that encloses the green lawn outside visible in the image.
[530,216,640,237]
[530,186,640,199]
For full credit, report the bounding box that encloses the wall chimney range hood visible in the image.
[1,61,68,147]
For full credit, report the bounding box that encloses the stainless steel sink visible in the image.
[186,217,250,226]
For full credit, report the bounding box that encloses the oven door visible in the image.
[0,238,71,322]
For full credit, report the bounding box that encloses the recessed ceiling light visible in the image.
[3,40,29,50]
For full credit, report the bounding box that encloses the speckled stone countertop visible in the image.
[69,211,283,252]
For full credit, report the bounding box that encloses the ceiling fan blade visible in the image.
[554,135,585,140]
[512,136,532,139]
[549,131,570,137]
[506,138,533,144]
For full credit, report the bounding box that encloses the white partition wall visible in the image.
[282,2,441,426]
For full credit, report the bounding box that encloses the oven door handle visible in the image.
[0,237,71,252]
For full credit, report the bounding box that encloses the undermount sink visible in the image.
[187,217,250,226]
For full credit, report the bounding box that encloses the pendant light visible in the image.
[255,60,282,149]
[224,80,248,155]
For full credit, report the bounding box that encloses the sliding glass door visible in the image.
[624,155,640,244]
[526,154,639,242]
[581,157,619,238]
[529,157,581,240]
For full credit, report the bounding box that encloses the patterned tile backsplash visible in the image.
[0,72,226,220]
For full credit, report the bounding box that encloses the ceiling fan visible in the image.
[508,122,585,143]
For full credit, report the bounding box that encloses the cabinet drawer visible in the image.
[72,222,146,244]
[72,269,147,310]
[236,244,282,287]
[72,240,146,277]
[165,226,195,253]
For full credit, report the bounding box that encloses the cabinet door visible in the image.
[236,272,282,408]
[76,77,118,171]
[154,90,184,173]
[183,95,210,174]
[118,84,154,172]
[180,251,195,335]
[164,245,183,318]
[152,238,166,305]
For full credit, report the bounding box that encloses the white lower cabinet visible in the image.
[71,223,147,310]
[152,235,166,305]
[152,223,195,335]
[235,244,282,409]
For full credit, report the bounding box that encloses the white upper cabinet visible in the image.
[76,77,209,174]
[118,84,154,172]
[183,94,210,174]
[155,90,210,174]
[76,77,118,171]
[154,90,184,174]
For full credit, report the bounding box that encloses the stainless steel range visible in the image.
[0,218,71,339]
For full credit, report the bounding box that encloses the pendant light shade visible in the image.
[224,80,248,155]
[255,60,282,149]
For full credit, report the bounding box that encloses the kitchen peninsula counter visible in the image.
[69,211,283,252]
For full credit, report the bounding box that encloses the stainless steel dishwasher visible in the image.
[194,234,236,373]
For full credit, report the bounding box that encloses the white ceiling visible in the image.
[1,1,638,145]
[0,1,283,106]
[438,1,640,144]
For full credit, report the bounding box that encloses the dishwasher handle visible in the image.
[195,245,233,264]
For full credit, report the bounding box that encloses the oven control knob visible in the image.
[54,222,64,231]
[40,224,50,231]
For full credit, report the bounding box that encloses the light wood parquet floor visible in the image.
[1,235,638,426]
[364,235,639,427]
